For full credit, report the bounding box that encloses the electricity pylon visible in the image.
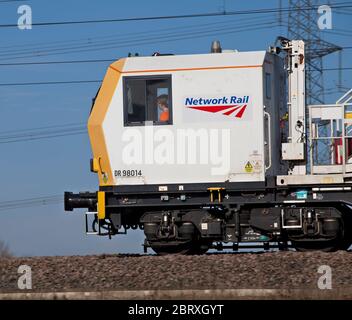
[288,0,342,105]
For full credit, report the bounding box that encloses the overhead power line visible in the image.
[0,123,86,144]
[0,0,28,3]
[0,59,115,66]
[323,67,352,71]
[0,80,101,86]
[0,18,276,60]
[0,3,351,28]
[0,67,351,88]
[0,22,352,62]
[0,48,351,67]
[0,195,63,212]
[0,122,85,135]
[0,131,86,143]
[0,15,266,52]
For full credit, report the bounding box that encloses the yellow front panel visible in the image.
[97,191,106,220]
[88,59,126,186]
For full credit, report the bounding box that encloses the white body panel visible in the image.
[282,142,305,160]
[101,51,283,186]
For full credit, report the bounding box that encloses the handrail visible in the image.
[264,110,272,171]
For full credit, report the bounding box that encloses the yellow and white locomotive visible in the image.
[65,38,352,253]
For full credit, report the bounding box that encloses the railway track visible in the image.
[1,251,351,298]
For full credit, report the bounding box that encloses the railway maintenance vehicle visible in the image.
[65,37,352,254]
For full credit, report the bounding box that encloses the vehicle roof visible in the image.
[110,51,268,73]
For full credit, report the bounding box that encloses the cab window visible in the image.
[124,75,172,126]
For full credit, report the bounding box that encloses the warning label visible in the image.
[245,161,253,173]
[253,161,261,172]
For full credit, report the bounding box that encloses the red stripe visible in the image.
[223,106,240,116]
[235,105,247,118]
[187,105,236,113]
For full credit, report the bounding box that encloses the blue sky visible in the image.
[0,0,351,256]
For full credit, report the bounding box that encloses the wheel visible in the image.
[190,239,212,255]
[145,220,211,255]
[291,239,340,252]
[149,238,212,255]
[149,240,196,255]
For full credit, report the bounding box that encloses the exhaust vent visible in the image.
[210,40,222,53]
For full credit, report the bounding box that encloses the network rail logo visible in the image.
[185,96,250,119]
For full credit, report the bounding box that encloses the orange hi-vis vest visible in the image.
[159,110,169,122]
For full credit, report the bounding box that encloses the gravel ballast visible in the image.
[0,251,351,293]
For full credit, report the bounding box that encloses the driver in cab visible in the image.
[157,94,169,122]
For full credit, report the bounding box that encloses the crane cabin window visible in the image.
[123,75,172,126]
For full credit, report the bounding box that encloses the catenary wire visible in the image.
[0,2,351,28]
[0,19,276,60]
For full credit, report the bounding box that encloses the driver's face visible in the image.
[158,102,165,110]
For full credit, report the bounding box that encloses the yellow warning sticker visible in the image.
[245,161,253,173]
